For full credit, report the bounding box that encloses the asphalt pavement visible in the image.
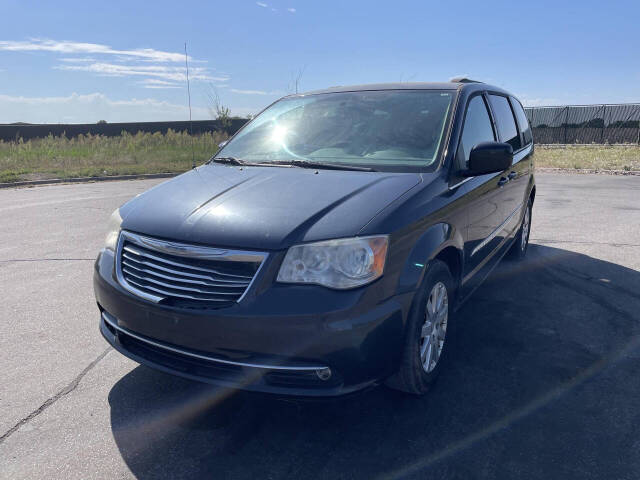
[1,173,639,479]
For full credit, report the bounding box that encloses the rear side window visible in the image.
[511,98,533,146]
[459,95,495,167]
[488,94,521,151]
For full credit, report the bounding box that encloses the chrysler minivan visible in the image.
[94,79,535,396]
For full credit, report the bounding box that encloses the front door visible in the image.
[455,93,511,296]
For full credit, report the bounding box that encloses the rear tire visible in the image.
[386,260,454,395]
[508,198,532,260]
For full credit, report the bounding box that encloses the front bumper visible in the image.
[94,249,412,397]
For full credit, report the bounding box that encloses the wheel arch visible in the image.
[395,222,464,298]
[433,246,462,298]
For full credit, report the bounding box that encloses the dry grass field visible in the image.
[0,130,228,183]
[534,145,640,172]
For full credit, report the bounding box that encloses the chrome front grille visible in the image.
[115,231,266,309]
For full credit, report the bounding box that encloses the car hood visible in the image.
[120,164,422,250]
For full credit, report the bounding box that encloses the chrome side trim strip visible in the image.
[102,311,327,371]
[448,177,472,190]
[471,202,523,257]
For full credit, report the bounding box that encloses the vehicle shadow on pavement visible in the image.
[108,244,640,480]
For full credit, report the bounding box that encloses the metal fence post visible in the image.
[601,104,607,144]
[530,108,535,129]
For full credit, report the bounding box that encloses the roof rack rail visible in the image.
[449,76,482,84]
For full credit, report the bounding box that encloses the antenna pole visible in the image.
[184,42,195,169]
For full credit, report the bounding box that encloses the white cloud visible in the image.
[1,38,226,88]
[59,57,96,63]
[56,62,228,83]
[0,92,211,123]
[0,39,188,62]
[138,79,181,89]
[287,8,296,13]
[231,88,268,95]
[256,1,278,10]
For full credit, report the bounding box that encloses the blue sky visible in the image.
[1,0,638,123]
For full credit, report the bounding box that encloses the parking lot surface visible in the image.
[1,173,639,479]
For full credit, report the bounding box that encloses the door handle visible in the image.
[508,171,517,180]
[498,177,509,186]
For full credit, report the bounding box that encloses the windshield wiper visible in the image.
[210,157,306,169]
[211,157,376,171]
[210,156,248,166]
[268,160,376,172]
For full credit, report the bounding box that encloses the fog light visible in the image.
[315,368,332,381]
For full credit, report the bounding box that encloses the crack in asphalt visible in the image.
[0,192,136,213]
[0,347,112,445]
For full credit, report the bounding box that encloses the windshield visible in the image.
[215,90,455,171]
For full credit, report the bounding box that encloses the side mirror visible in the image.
[463,141,513,177]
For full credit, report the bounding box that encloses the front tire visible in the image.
[386,260,454,395]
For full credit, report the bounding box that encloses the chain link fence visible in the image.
[524,104,640,145]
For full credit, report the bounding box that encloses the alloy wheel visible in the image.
[521,204,531,252]
[419,281,449,373]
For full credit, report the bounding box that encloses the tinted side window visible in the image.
[459,95,495,167]
[511,97,533,145]
[488,94,521,151]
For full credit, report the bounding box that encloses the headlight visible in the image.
[104,208,123,251]
[277,236,388,289]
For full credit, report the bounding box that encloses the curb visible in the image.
[537,167,640,176]
[0,172,179,189]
